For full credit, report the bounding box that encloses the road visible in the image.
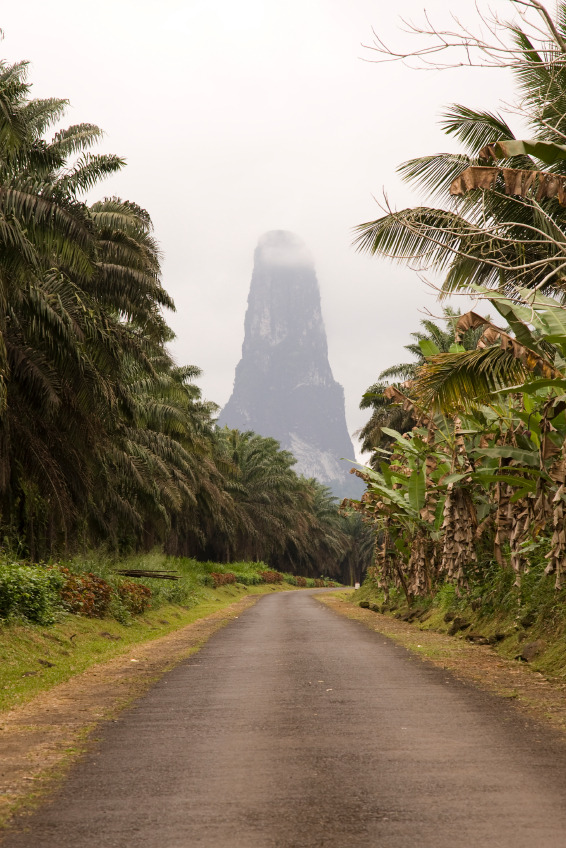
[3,589,566,847]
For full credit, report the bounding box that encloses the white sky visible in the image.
[2,1,521,459]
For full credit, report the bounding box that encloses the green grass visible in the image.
[0,578,293,712]
[0,550,339,712]
[352,559,566,679]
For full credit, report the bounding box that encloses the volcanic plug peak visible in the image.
[219,231,362,499]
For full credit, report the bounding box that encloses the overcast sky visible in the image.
[2,0,521,458]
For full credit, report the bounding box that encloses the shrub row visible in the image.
[0,562,153,624]
[285,575,339,588]
[0,554,340,626]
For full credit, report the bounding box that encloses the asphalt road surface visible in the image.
[4,589,566,848]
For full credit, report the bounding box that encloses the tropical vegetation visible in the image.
[351,0,566,604]
[0,57,370,586]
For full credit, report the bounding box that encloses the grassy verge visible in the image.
[0,581,290,712]
[0,550,341,711]
[318,591,566,737]
[351,563,566,681]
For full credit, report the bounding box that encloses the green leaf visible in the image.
[380,426,405,442]
[471,446,540,466]
[380,427,419,454]
[419,338,440,358]
[541,334,566,346]
[439,472,468,486]
[488,139,566,165]
[471,473,538,490]
[390,471,411,483]
[380,461,392,487]
[521,394,535,414]
[516,288,566,338]
[408,468,426,512]
[510,487,535,503]
[518,379,566,395]
[434,496,446,532]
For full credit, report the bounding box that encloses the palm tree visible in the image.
[354,5,566,304]
[212,429,301,562]
[0,60,186,554]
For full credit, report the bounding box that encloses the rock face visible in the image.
[219,231,362,499]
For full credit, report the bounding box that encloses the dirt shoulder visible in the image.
[318,592,566,736]
[0,593,260,830]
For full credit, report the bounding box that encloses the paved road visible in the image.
[4,590,566,848]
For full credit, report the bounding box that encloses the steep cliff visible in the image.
[219,231,362,499]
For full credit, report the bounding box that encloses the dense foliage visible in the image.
[351,1,566,600]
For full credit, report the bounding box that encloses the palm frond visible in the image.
[439,104,516,155]
[414,347,528,413]
[398,153,472,201]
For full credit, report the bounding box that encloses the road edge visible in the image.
[316,592,566,737]
[0,592,262,834]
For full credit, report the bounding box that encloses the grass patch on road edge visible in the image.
[0,583,286,712]
[317,591,566,736]
[0,588,277,832]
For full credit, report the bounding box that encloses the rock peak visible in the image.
[219,232,362,500]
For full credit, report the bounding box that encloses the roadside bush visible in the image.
[0,562,64,625]
[283,574,297,585]
[295,576,307,587]
[224,561,265,585]
[235,572,262,585]
[60,568,113,618]
[211,572,236,588]
[259,570,284,584]
[117,581,152,615]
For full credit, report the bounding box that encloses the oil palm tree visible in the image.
[0,59,183,553]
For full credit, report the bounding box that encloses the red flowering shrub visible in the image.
[118,581,152,614]
[295,576,307,587]
[60,568,113,617]
[211,572,236,588]
[259,570,284,584]
[314,579,325,588]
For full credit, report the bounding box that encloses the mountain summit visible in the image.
[218,231,361,499]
